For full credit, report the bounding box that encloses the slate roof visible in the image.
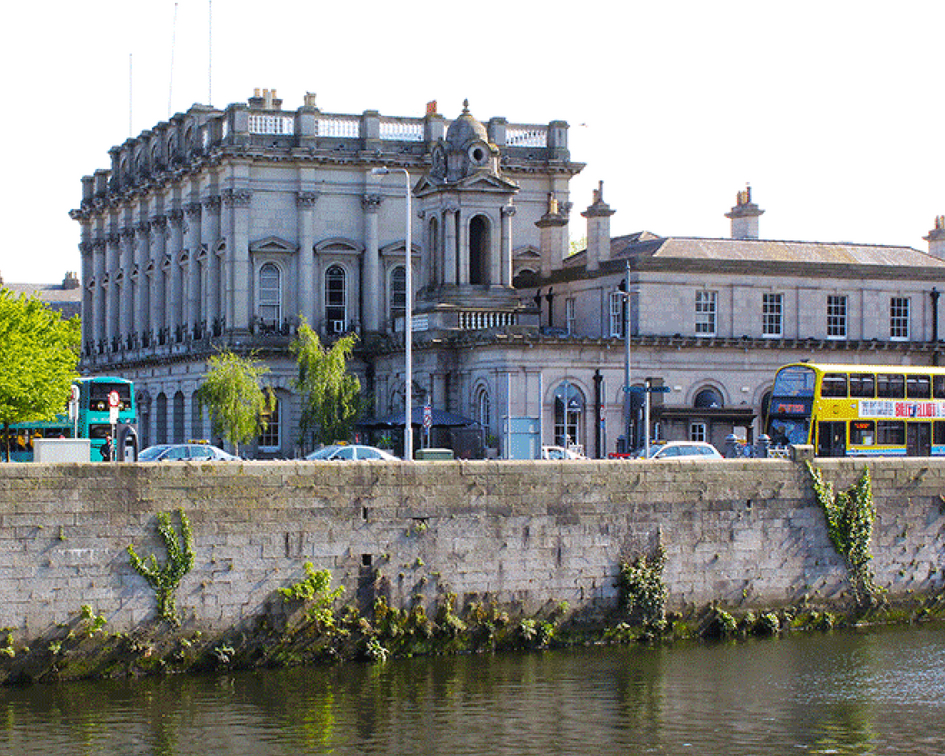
[608,234,945,269]
[2,279,82,319]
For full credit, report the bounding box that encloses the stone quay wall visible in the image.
[1,457,943,639]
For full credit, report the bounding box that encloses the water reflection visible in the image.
[0,624,942,755]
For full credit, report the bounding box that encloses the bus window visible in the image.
[934,375,945,399]
[907,375,932,399]
[877,420,905,445]
[850,420,875,446]
[935,421,945,445]
[849,373,876,398]
[769,418,810,446]
[772,365,816,397]
[821,373,848,397]
[89,424,111,439]
[877,374,905,398]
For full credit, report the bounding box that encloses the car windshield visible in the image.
[139,445,171,461]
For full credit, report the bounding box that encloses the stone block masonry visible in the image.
[0,458,943,640]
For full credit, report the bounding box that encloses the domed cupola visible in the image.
[437,100,500,182]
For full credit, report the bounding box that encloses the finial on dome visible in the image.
[462,99,470,113]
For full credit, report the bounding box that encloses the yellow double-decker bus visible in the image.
[765,363,945,457]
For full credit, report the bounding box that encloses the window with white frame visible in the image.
[689,422,707,442]
[476,387,491,428]
[565,297,576,334]
[890,297,909,340]
[325,265,347,333]
[827,295,847,339]
[390,265,406,322]
[762,293,783,337]
[695,290,717,336]
[553,382,585,450]
[257,263,281,325]
[258,395,279,450]
[609,291,624,338]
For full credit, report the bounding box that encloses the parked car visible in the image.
[635,441,722,460]
[541,445,587,460]
[305,444,399,461]
[138,443,241,462]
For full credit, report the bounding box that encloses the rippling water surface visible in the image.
[2,623,943,755]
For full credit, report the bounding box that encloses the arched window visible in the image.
[325,265,347,333]
[156,393,168,445]
[191,390,204,441]
[258,263,281,325]
[390,265,406,323]
[258,394,280,451]
[469,215,490,285]
[476,386,492,429]
[173,391,185,443]
[694,387,723,409]
[554,382,585,450]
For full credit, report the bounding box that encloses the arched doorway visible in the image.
[554,382,585,452]
[469,215,490,285]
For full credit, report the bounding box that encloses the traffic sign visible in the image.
[625,385,671,393]
[422,404,432,429]
[108,390,120,408]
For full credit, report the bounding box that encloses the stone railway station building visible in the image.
[71,89,945,457]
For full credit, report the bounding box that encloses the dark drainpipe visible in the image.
[931,288,941,366]
[593,369,604,459]
[545,289,554,329]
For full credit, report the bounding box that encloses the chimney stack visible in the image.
[925,215,945,259]
[581,181,615,272]
[725,185,764,240]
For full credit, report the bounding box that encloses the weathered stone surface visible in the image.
[0,459,943,641]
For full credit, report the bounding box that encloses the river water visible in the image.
[1,623,943,755]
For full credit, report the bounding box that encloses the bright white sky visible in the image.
[3,0,942,283]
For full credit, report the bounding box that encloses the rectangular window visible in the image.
[609,292,624,338]
[695,291,717,336]
[877,373,905,398]
[849,373,876,398]
[827,295,847,339]
[906,375,931,399]
[689,422,707,442]
[565,297,576,335]
[258,398,280,450]
[850,420,875,446]
[890,297,910,340]
[877,420,905,445]
[821,373,848,397]
[935,375,945,399]
[762,293,783,337]
[934,421,945,445]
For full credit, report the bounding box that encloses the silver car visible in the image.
[305,444,399,461]
[139,443,240,462]
[636,441,722,459]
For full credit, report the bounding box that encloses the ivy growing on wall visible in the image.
[127,508,195,626]
[806,462,884,607]
[618,541,668,632]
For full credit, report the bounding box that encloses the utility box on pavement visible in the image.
[33,438,91,463]
[415,448,455,460]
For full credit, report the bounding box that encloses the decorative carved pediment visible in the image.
[250,236,298,255]
[413,171,519,198]
[514,245,542,262]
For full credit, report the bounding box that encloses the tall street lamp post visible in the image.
[371,167,413,460]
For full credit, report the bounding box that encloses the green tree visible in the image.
[291,319,362,447]
[0,289,81,461]
[195,350,274,455]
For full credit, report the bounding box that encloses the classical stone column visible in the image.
[298,191,319,326]
[185,201,202,334]
[149,216,167,344]
[119,226,135,344]
[167,209,184,339]
[104,230,120,346]
[443,206,458,285]
[134,220,150,343]
[89,238,105,347]
[223,188,252,332]
[457,211,469,285]
[362,194,382,333]
[202,195,221,331]
[500,205,516,286]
